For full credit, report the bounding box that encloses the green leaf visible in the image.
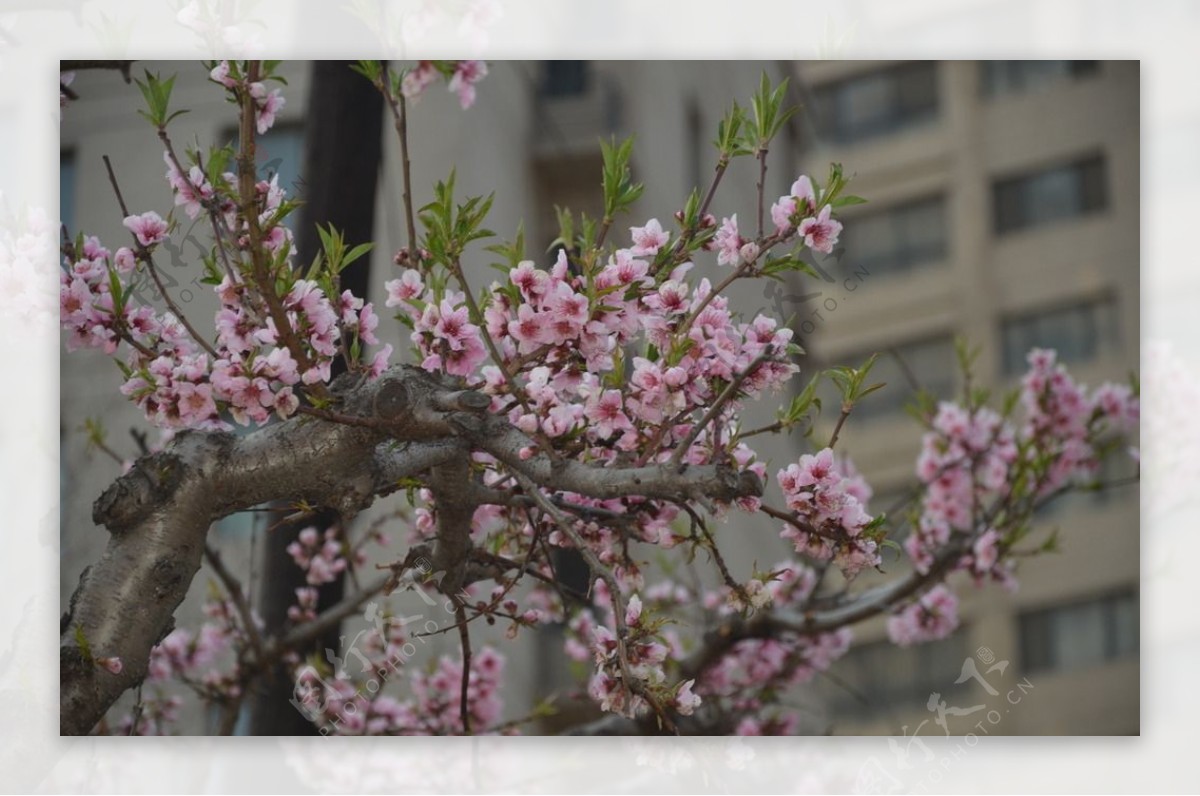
[340,242,374,272]
[831,194,868,208]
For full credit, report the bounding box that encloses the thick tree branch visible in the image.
[61,363,768,735]
[62,368,476,735]
[470,418,765,503]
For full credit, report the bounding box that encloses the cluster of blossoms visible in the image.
[210,60,286,133]
[286,526,351,586]
[290,619,509,735]
[163,151,226,222]
[61,233,160,354]
[581,590,676,719]
[882,348,1141,645]
[563,558,855,733]
[401,60,489,109]
[700,562,852,734]
[907,402,1018,575]
[114,595,252,734]
[61,102,390,431]
[770,175,843,254]
[1021,347,1139,496]
[885,585,959,647]
[381,179,842,722]
[389,238,796,473]
[776,448,880,578]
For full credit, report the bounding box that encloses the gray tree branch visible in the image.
[60,365,767,735]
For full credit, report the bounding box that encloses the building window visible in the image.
[993,155,1107,235]
[1000,297,1119,376]
[841,195,947,277]
[827,335,956,420]
[223,123,305,198]
[812,62,939,145]
[60,150,77,236]
[256,124,306,199]
[826,634,968,719]
[540,61,590,98]
[1019,590,1138,674]
[981,61,1099,97]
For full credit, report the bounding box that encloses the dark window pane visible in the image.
[813,62,938,145]
[541,61,590,98]
[981,60,1100,97]
[993,156,1107,235]
[843,196,947,277]
[826,634,968,718]
[257,124,306,199]
[1001,297,1118,376]
[1019,590,1138,674]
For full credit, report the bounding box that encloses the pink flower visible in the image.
[586,389,634,440]
[790,175,816,208]
[369,344,393,378]
[714,215,745,267]
[630,218,670,257]
[625,594,643,627]
[675,679,702,716]
[210,60,236,88]
[123,212,169,247]
[510,260,548,300]
[770,195,798,233]
[543,282,589,343]
[443,334,487,377]
[972,528,1001,573]
[886,585,959,646]
[770,175,818,232]
[798,205,842,254]
[448,60,488,109]
[113,247,137,274]
[507,304,551,354]
[739,241,760,265]
[249,82,285,134]
[385,269,424,306]
[402,61,438,101]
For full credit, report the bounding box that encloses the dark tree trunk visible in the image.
[249,60,385,735]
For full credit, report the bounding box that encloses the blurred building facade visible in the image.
[60,60,1138,735]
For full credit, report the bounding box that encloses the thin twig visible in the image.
[127,683,144,736]
[756,147,768,238]
[454,600,473,735]
[661,157,729,274]
[102,154,219,359]
[380,63,418,263]
[827,405,851,450]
